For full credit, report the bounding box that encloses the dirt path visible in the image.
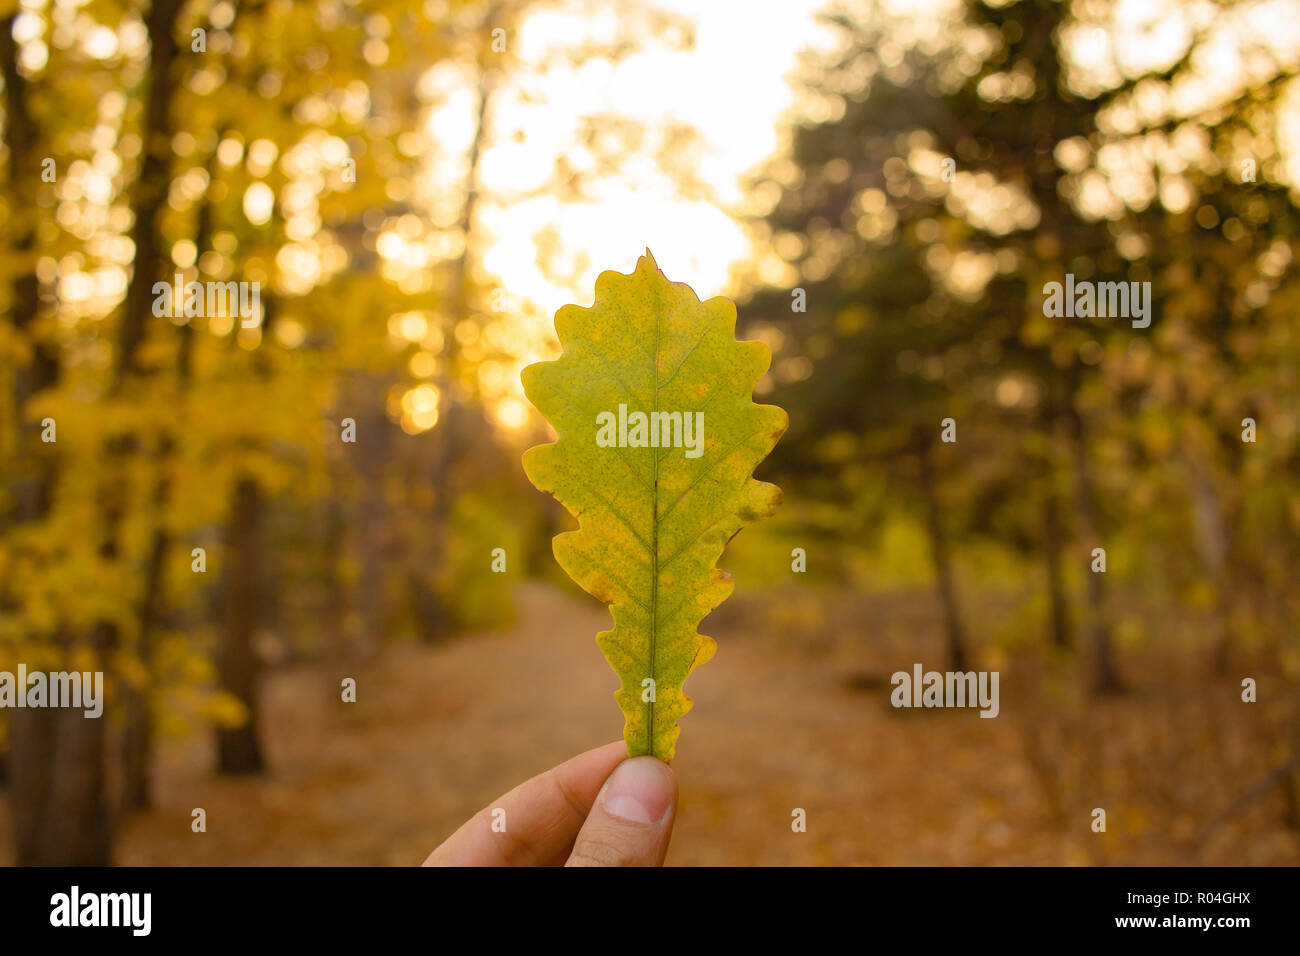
[99,581,1039,865]
[5,581,1294,864]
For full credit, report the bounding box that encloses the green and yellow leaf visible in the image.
[521,251,787,761]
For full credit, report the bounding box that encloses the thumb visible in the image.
[565,756,677,867]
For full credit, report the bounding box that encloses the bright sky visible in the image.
[468,0,836,312]
[410,0,838,430]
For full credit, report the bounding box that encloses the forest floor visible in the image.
[2,581,1297,865]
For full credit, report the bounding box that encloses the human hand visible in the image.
[424,741,678,866]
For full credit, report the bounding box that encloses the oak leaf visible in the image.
[522,251,787,760]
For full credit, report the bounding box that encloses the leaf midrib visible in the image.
[647,282,662,757]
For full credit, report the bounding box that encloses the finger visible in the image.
[424,740,627,866]
[565,756,677,867]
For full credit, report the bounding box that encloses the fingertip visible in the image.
[601,756,676,825]
[565,756,678,866]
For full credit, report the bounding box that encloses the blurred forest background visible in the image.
[1,0,1298,865]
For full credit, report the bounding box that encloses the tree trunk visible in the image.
[217,478,265,774]
[10,681,111,865]
[212,264,278,773]
[917,436,968,671]
[1043,486,1072,650]
[120,135,207,811]
[351,384,393,662]
[1187,466,1235,674]
[323,474,350,657]
[0,9,57,521]
[119,526,167,811]
[1067,406,1121,693]
[113,0,184,388]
